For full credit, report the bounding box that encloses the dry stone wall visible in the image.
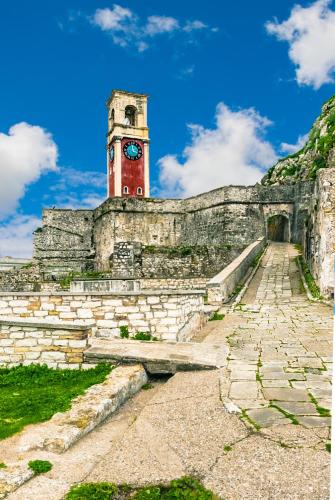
[0,291,204,341]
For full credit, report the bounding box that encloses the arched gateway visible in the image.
[267,214,290,242]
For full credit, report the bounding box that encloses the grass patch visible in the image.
[269,403,299,425]
[0,462,7,469]
[0,363,112,440]
[308,393,331,417]
[60,271,107,289]
[120,325,129,339]
[66,477,216,499]
[209,312,225,321]
[228,284,243,300]
[241,410,260,431]
[326,442,331,453]
[223,445,232,453]
[132,332,158,341]
[251,250,263,268]
[142,383,154,390]
[296,255,322,299]
[28,460,53,474]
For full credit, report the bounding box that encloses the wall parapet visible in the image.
[0,291,205,342]
[0,317,92,368]
[207,238,266,304]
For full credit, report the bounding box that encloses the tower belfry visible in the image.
[106,90,150,198]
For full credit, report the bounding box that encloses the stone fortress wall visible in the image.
[32,168,334,297]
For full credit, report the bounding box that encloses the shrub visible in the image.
[66,482,118,500]
[28,460,53,474]
[209,312,225,321]
[120,326,129,339]
[66,477,215,500]
[132,332,158,341]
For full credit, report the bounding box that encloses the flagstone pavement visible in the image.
[204,242,333,430]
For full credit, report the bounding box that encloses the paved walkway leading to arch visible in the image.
[204,243,333,429]
[7,243,333,500]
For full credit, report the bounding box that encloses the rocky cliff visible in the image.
[262,95,335,185]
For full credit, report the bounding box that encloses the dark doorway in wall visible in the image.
[267,215,289,242]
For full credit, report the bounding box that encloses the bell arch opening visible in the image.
[267,214,290,242]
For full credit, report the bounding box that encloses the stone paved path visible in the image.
[6,242,333,499]
[204,243,332,430]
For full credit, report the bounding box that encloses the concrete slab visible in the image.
[84,339,228,374]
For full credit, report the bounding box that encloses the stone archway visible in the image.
[267,214,290,242]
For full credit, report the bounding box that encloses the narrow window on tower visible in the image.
[137,187,143,195]
[123,186,129,194]
[124,106,136,126]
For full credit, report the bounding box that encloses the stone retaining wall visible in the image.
[0,290,205,341]
[207,238,266,304]
[140,277,209,290]
[0,318,91,368]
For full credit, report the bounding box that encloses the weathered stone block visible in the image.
[16,338,37,347]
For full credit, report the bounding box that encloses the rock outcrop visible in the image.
[262,95,335,185]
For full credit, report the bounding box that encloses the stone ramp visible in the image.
[85,339,228,374]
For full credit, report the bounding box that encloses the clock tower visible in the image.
[106,90,150,198]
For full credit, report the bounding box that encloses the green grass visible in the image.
[269,404,299,425]
[60,271,107,289]
[0,363,112,440]
[308,393,331,417]
[120,325,129,338]
[297,255,322,299]
[0,462,7,469]
[28,460,53,474]
[326,442,331,453]
[240,410,260,431]
[132,332,158,341]
[142,383,154,390]
[209,312,225,321]
[66,477,216,500]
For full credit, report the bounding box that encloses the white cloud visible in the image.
[50,167,106,191]
[280,133,309,154]
[92,5,133,31]
[183,20,207,32]
[145,16,179,36]
[0,122,58,217]
[158,103,277,198]
[266,0,335,88]
[53,192,105,210]
[91,4,212,51]
[0,214,40,258]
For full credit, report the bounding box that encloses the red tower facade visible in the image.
[106,90,150,198]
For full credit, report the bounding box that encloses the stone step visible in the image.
[84,339,228,374]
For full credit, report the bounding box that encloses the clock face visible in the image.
[109,145,114,162]
[123,141,143,161]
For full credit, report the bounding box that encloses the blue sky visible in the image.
[0,0,335,256]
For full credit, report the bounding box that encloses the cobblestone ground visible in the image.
[206,242,333,430]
